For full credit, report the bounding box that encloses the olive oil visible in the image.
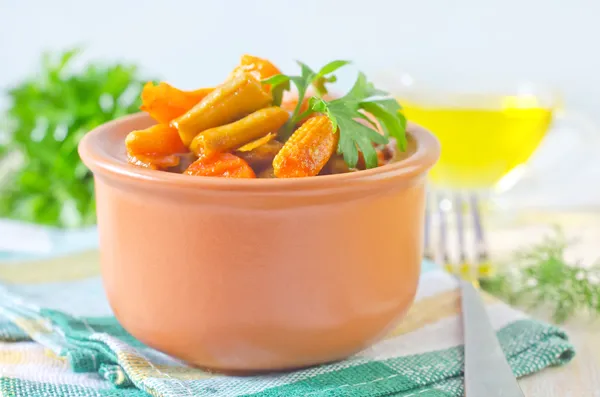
[401,97,553,189]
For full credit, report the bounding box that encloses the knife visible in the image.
[460,278,525,396]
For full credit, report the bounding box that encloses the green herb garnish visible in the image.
[480,227,600,324]
[0,48,150,228]
[262,60,407,169]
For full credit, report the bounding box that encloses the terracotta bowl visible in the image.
[78,112,440,373]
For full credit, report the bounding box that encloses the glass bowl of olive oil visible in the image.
[375,70,599,278]
[377,73,564,192]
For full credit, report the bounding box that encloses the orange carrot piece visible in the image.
[273,115,338,178]
[140,82,212,124]
[184,153,256,178]
[126,123,188,169]
[127,154,180,170]
[229,54,282,91]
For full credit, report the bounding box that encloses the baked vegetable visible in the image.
[172,73,272,146]
[257,166,276,178]
[126,124,187,169]
[230,55,282,91]
[130,54,409,178]
[273,115,337,178]
[141,82,212,123]
[321,154,351,175]
[236,139,284,170]
[184,153,256,178]
[189,107,288,156]
[236,132,277,152]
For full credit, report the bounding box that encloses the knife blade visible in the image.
[460,278,525,396]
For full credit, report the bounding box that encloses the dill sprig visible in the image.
[480,227,600,324]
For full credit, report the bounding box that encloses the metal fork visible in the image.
[426,191,525,396]
[424,192,492,280]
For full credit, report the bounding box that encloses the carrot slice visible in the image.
[229,54,282,91]
[140,82,212,123]
[126,123,188,169]
[184,153,256,178]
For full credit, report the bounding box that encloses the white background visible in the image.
[1,0,599,208]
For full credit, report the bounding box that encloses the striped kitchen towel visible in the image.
[0,262,574,397]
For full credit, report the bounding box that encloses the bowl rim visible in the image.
[78,112,440,192]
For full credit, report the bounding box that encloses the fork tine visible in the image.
[437,192,451,272]
[454,193,471,280]
[470,194,492,278]
[424,191,434,261]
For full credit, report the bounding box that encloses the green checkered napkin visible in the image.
[0,270,575,397]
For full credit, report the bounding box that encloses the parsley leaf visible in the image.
[339,72,387,102]
[265,61,407,169]
[0,48,150,228]
[315,73,406,168]
[317,60,351,77]
[313,60,350,96]
[360,101,408,151]
[317,99,386,168]
[308,97,337,132]
[263,74,291,107]
[263,60,350,140]
[297,61,316,80]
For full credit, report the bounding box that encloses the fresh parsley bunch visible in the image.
[263,60,407,169]
[0,49,150,228]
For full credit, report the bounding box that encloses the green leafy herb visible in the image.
[480,227,600,324]
[0,48,151,228]
[311,60,349,96]
[263,60,407,168]
[265,74,291,108]
[263,60,350,137]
